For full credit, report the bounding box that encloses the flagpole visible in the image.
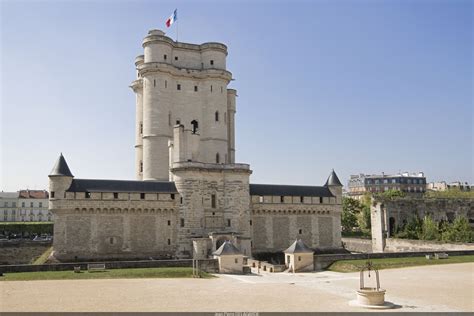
[176,18,179,42]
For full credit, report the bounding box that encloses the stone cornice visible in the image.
[137,62,232,82]
[142,34,227,55]
[129,78,143,92]
[171,161,251,174]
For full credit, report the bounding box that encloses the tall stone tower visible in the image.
[131,29,236,181]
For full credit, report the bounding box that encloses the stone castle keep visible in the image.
[48,30,342,261]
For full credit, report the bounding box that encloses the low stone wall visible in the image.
[0,259,219,274]
[314,250,474,270]
[384,238,474,252]
[0,240,52,265]
[247,259,286,273]
[341,238,372,253]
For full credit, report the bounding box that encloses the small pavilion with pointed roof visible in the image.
[284,239,315,272]
[212,240,244,274]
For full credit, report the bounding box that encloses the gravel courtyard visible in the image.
[1,263,472,312]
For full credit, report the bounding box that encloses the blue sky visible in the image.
[1,0,472,191]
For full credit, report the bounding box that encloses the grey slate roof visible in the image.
[49,154,73,177]
[284,239,314,254]
[325,169,343,187]
[249,184,334,197]
[213,241,242,256]
[66,179,178,193]
[0,192,19,199]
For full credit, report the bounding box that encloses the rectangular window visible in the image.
[39,202,42,207]
[50,193,54,199]
[319,197,323,203]
[140,123,143,135]
[174,56,178,61]
[113,193,118,199]
[210,85,213,92]
[170,194,175,200]
[280,196,284,203]
[211,194,216,208]
[235,258,238,264]
[153,79,156,87]
[167,239,171,245]
[85,192,91,199]
[164,54,167,60]
[180,218,185,227]
[299,229,302,234]
[210,60,214,65]
[167,220,171,226]
[227,219,231,227]
[140,193,145,200]
[180,197,183,204]
[177,84,181,90]
[194,85,198,92]
[300,196,304,203]
[250,220,252,226]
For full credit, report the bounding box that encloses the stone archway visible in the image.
[216,238,227,250]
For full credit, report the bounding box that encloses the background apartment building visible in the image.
[0,190,51,222]
[347,172,426,199]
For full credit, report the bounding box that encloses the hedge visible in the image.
[0,222,53,236]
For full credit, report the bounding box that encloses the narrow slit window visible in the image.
[216,153,220,163]
[180,218,185,227]
[211,194,216,208]
[153,79,156,87]
[280,196,284,203]
[177,84,181,90]
[319,197,323,203]
[215,111,219,122]
[194,85,198,92]
[164,54,167,60]
[165,80,167,88]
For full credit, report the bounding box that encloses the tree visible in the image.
[419,216,439,240]
[357,204,372,235]
[342,197,362,232]
[441,217,473,243]
[375,189,406,199]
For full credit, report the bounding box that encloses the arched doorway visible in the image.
[216,238,226,250]
[389,217,396,237]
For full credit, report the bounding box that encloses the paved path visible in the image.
[1,263,472,312]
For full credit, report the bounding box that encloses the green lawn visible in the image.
[327,255,474,273]
[0,267,214,281]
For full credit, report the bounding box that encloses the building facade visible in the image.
[347,172,426,199]
[48,29,343,261]
[0,190,50,222]
[426,181,472,192]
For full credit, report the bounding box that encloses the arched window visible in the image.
[215,111,219,122]
[216,153,220,163]
[191,120,199,134]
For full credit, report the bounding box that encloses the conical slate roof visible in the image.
[325,169,342,187]
[284,239,314,254]
[49,153,73,177]
[213,241,242,256]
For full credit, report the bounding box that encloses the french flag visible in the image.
[166,9,177,28]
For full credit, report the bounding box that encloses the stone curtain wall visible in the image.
[54,208,178,261]
[385,238,474,252]
[0,240,52,264]
[382,198,472,233]
[250,200,342,252]
[341,237,373,253]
